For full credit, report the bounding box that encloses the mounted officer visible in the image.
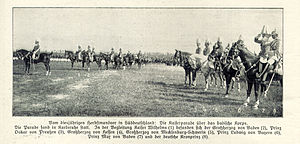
[255,26,280,81]
[118,48,123,58]
[231,36,244,71]
[210,37,224,70]
[76,45,82,61]
[32,40,40,60]
[203,40,211,56]
[110,48,115,62]
[91,47,96,62]
[195,39,202,54]
[86,45,92,61]
[137,50,142,59]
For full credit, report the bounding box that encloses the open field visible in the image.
[13,60,283,117]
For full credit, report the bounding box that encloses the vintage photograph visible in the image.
[12,8,283,117]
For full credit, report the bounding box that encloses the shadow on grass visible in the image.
[146,80,242,106]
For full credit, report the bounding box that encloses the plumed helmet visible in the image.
[217,37,222,44]
[196,38,200,44]
[271,29,278,36]
[35,40,39,44]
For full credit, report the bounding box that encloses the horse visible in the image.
[228,42,282,109]
[135,54,143,69]
[64,50,91,71]
[94,52,110,70]
[208,43,226,88]
[220,42,245,97]
[122,53,135,70]
[15,49,53,75]
[111,54,123,70]
[173,49,215,90]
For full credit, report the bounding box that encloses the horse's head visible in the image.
[228,42,239,59]
[16,49,30,60]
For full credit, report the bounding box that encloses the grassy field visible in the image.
[13,60,283,117]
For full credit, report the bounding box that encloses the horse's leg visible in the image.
[224,75,232,97]
[184,69,188,86]
[253,81,260,109]
[48,64,51,75]
[44,63,49,76]
[188,70,191,87]
[222,73,226,89]
[87,62,90,71]
[236,77,241,92]
[209,72,215,86]
[203,70,209,91]
[191,70,197,87]
[71,61,74,69]
[106,61,109,70]
[244,80,253,107]
[27,62,30,74]
[231,77,236,89]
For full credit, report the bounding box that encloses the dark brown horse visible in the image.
[94,52,110,70]
[221,42,244,97]
[16,49,52,75]
[228,42,282,109]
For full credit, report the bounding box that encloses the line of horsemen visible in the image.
[180,26,282,87]
[74,46,143,64]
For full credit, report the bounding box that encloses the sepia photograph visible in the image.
[12,8,283,117]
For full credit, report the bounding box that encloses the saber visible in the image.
[264,57,282,96]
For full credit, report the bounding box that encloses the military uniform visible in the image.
[262,37,280,64]
[137,51,142,59]
[77,46,82,60]
[254,33,271,63]
[255,29,280,79]
[195,42,201,54]
[87,46,92,61]
[32,40,40,60]
[110,48,115,61]
[203,41,211,56]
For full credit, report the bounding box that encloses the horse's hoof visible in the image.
[243,103,248,107]
[224,94,229,98]
[253,105,259,110]
[263,92,267,98]
[238,89,241,92]
[204,88,208,92]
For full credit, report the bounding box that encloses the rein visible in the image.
[244,60,259,73]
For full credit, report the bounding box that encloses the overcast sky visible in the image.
[13,8,282,54]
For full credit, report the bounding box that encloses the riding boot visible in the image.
[257,63,270,78]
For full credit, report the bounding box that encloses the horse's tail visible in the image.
[49,52,53,56]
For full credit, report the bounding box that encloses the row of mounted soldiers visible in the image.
[74,45,143,62]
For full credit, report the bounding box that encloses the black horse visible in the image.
[123,53,135,69]
[15,49,53,75]
[94,52,110,70]
[228,42,282,109]
[220,42,244,97]
[65,50,91,71]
